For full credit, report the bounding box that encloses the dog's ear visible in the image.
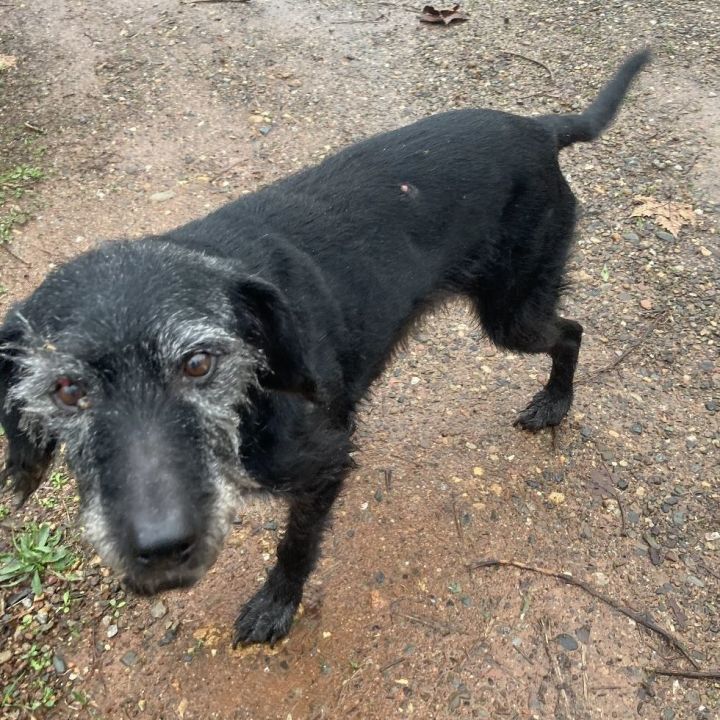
[230,278,317,400]
[0,321,56,507]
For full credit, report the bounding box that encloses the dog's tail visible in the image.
[541,49,651,149]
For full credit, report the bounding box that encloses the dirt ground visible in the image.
[1,1,718,718]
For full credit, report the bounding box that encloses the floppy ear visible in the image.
[230,278,317,400]
[0,321,56,507]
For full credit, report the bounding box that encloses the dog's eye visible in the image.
[182,352,215,380]
[54,378,89,410]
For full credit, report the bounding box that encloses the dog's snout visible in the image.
[130,515,197,569]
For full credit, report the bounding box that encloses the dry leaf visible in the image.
[630,195,696,237]
[420,4,469,25]
[0,54,17,72]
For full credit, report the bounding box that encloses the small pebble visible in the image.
[672,511,686,526]
[150,600,168,620]
[158,621,181,647]
[107,624,118,638]
[121,650,139,667]
[656,230,675,242]
[555,633,579,651]
[149,189,175,203]
[52,653,66,674]
[616,478,629,491]
[630,422,643,435]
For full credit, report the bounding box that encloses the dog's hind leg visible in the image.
[474,287,583,430]
[233,477,344,646]
[510,316,583,431]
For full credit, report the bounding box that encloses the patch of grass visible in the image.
[0,163,44,243]
[107,596,127,619]
[0,164,43,199]
[49,470,70,489]
[0,650,58,712]
[0,522,76,595]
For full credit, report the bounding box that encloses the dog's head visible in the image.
[0,240,315,593]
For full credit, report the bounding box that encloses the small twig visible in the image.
[513,641,534,665]
[470,559,700,669]
[187,0,250,4]
[499,51,554,83]
[332,14,387,24]
[451,496,465,547]
[600,462,627,537]
[577,311,668,384]
[210,159,244,182]
[378,656,406,673]
[681,150,703,176]
[647,668,720,681]
[392,611,461,636]
[0,243,30,266]
[383,468,393,494]
[540,618,574,719]
[23,121,45,134]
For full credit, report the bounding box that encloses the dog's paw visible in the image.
[232,583,301,646]
[514,389,572,431]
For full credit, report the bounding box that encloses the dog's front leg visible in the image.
[233,479,344,645]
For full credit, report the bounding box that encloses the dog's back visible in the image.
[1,51,650,647]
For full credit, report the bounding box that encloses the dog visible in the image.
[0,50,649,645]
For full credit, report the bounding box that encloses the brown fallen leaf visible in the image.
[630,195,696,237]
[420,4,469,25]
[0,54,17,72]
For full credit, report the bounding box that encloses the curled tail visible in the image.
[542,49,651,149]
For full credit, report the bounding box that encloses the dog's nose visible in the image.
[131,517,197,568]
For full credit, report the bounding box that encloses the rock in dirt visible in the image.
[121,650,139,667]
[555,633,579,651]
[150,189,175,203]
[158,621,181,646]
[52,653,67,674]
[150,600,168,619]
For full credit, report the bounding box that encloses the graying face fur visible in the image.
[2,265,266,594]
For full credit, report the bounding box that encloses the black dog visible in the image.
[0,51,649,645]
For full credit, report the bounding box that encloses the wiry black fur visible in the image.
[0,51,649,646]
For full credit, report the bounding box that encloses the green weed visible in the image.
[0,523,76,595]
[0,164,44,242]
